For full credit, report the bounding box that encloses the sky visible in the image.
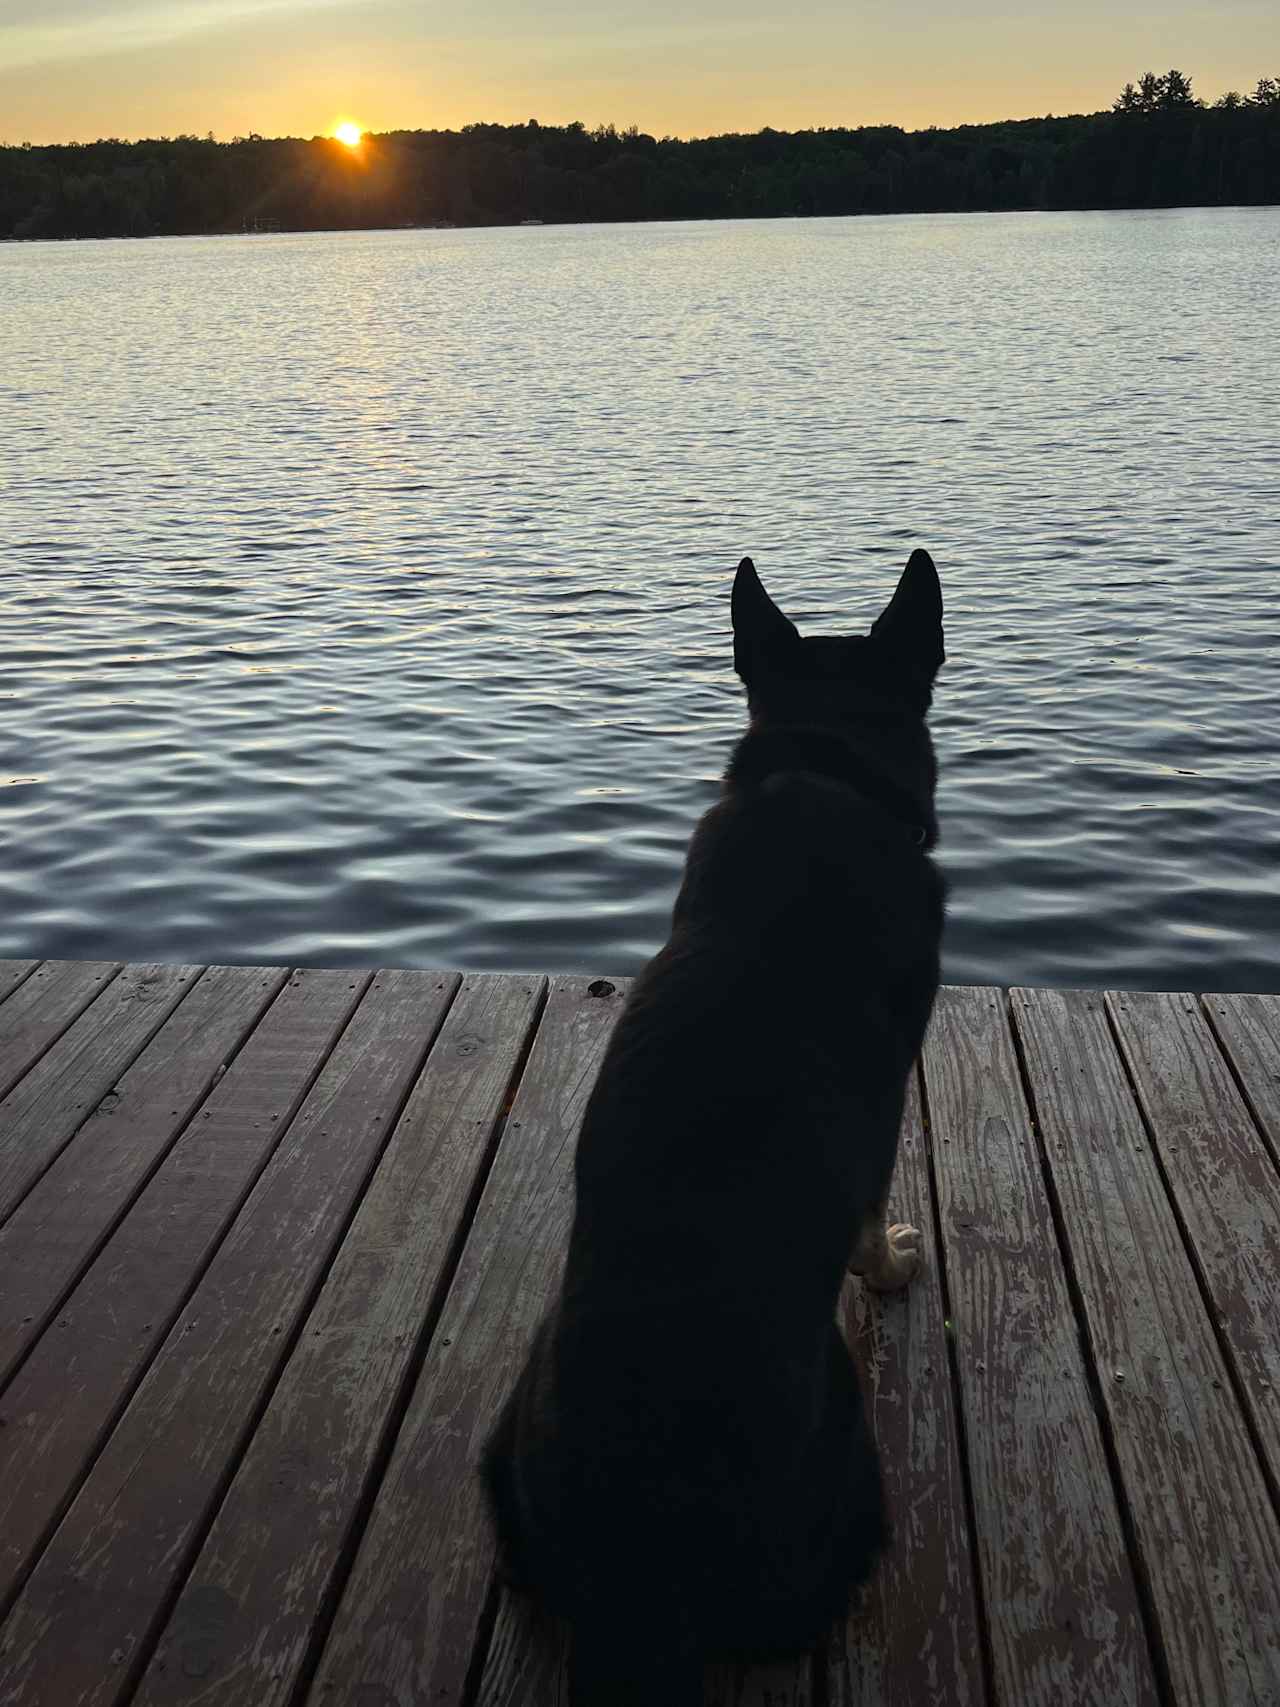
[2,0,1276,145]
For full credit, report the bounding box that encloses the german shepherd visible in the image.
[482,550,946,1704]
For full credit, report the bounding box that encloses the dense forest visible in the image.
[3,71,1277,240]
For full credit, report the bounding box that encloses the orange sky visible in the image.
[3,0,1275,144]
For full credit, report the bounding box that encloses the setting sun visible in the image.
[333,122,363,148]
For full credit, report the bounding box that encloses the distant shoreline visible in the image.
[4,95,1277,242]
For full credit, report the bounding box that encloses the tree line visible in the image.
[2,72,1277,241]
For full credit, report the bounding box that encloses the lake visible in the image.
[4,208,1278,990]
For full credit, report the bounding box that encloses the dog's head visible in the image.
[732,550,943,719]
[731,550,944,817]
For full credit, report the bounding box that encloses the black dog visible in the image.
[482,551,945,1704]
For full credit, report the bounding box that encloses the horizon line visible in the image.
[2,102,1146,151]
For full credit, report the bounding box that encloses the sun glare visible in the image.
[333,121,363,148]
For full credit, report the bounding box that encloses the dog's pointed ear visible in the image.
[732,557,799,683]
[870,548,944,683]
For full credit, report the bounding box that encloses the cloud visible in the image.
[0,0,366,71]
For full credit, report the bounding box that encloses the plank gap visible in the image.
[809,1641,829,1707]
[1199,995,1280,1184]
[0,963,205,1233]
[108,970,465,1707]
[1106,994,1280,1532]
[0,961,125,1105]
[304,976,632,1707]
[284,977,551,1707]
[1006,995,1177,1707]
[914,1051,999,1707]
[460,1577,506,1707]
[0,961,42,1013]
[0,968,374,1627]
[0,965,292,1396]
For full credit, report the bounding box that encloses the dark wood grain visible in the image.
[0,968,369,1614]
[1108,989,1280,1507]
[0,964,38,1009]
[0,961,119,1101]
[2,963,1275,1707]
[0,968,459,1707]
[1203,992,1280,1174]
[0,962,200,1226]
[305,975,629,1707]
[1014,986,1280,1705]
[831,1065,987,1707]
[134,973,545,1707]
[922,986,1158,1707]
[0,965,289,1389]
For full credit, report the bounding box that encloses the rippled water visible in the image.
[4,208,1278,990]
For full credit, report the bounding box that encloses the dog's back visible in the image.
[482,551,945,1701]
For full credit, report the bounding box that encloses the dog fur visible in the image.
[481,550,946,1704]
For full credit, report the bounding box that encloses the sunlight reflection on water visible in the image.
[3,207,1279,989]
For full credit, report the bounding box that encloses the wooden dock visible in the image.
[0,958,1278,1706]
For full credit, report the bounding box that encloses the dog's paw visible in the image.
[864,1222,922,1292]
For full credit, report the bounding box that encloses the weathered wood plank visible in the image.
[1108,989,1280,1508]
[922,986,1157,1706]
[0,962,200,1226]
[0,965,289,1389]
[832,1065,987,1707]
[0,960,119,1104]
[306,974,630,1707]
[0,968,369,1614]
[135,972,546,1707]
[1013,987,1280,1706]
[1202,993,1280,1173]
[0,964,39,1009]
[0,968,459,1707]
